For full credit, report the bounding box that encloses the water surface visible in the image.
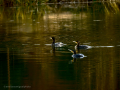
[0,2,120,90]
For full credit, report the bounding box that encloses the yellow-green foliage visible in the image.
[0,0,119,6]
[0,0,49,6]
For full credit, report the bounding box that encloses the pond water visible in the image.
[0,2,120,90]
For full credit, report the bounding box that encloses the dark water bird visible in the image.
[68,49,85,58]
[73,41,88,49]
[51,37,66,47]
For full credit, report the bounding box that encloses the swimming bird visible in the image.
[73,41,88,49]
[51,37,66,47]
[68,49,85,58]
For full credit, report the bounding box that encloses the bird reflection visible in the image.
[51,45,56,56]
[68,58,77,64]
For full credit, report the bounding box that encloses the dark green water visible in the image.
[0,2,120,90]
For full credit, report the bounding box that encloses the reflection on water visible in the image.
[0,2,120,90]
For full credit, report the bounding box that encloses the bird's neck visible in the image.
[52,40,55,44]
[77,43,80,46]
[74,51,76,54]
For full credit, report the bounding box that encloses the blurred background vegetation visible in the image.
[0,0,120,6]
[0,1,120,23]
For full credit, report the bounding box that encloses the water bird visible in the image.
[51,37,66,47]
[73,41,88,49]
[68,49,85,58]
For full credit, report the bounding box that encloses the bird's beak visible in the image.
[68,49,71,51]
[73,41,76,43]
[68,49,73,53]
[71,51,74,53]
[73,41,77,43]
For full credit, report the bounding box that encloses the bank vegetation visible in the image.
[0,0,120,6]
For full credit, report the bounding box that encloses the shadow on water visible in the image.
[0,2,120,90]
